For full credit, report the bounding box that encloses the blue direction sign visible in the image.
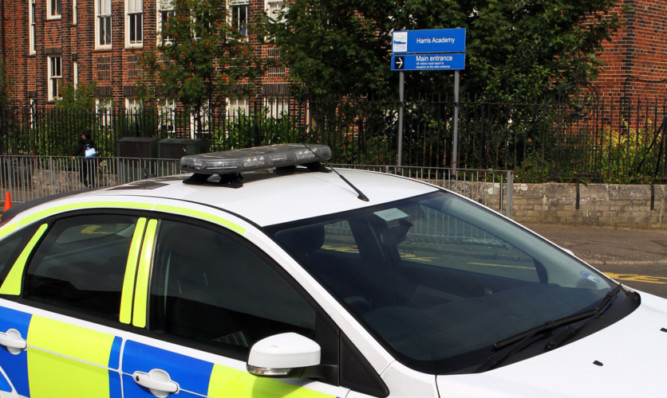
[392,28,466,54]
[392,53,465,71]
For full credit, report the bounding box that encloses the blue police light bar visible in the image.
[180,144,332,175]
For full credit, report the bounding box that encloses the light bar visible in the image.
[180,144,332,175]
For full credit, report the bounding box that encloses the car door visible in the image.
[0,213,144,398]
[120,217,385,398]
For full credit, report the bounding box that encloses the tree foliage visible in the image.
[139,0,265,114]
[266,0,622,100]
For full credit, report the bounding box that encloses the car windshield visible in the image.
[266,191,618,374]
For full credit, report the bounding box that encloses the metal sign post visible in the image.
[391,28,466,174]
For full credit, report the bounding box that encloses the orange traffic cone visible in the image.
[3,191,11,212]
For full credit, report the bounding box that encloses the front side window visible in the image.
[47,56,62,101]
[268,191,634,374]
[24,215,139,321]
[127,0,143,47]
[149,220,316,357]
[96,0,112,48]
[229,0,249,36]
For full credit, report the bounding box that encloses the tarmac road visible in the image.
[526,224,667,299]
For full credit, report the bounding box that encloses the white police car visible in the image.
[0,144,665,398]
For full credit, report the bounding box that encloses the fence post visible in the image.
[506,170,514,219]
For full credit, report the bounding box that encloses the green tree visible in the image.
[139,0,265,131]
[267,0,622,101]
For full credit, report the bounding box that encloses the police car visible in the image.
[0,144,665,398]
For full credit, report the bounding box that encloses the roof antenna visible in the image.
[302,143,369,202]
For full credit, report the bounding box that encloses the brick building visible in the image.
[1,0,665,109]
[592,0,667,102]
[0,0,288,112]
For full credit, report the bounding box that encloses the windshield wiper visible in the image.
[544,283,623,351]
[477,283,623,372]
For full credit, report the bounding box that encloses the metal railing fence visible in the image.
[1,95,664,182]
[0,155,514,218]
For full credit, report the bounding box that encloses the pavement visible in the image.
[525,223,667,266]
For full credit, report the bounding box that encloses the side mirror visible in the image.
[247,333,321,378]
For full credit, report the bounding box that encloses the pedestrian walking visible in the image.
[71,130,98,187]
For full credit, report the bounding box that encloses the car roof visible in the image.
[47,168,439,227]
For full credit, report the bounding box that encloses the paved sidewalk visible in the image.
[525,223,667,266]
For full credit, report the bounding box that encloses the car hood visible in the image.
[437,292,667,398]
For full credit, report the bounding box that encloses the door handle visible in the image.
[0,328,27,355]
[132,369,179,398]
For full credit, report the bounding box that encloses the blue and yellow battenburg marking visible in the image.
[1,202,340,397]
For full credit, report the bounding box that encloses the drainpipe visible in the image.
[0,0,5,61]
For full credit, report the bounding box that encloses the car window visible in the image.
[0,226,37,285]
[396,204,540,282]
[149,220,316,357]
[24,215,139,321]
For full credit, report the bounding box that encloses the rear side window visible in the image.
[0,227,37,286]
[24,215,139,321]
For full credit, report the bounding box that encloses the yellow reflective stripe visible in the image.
[0,223,48,296]
[18,201,153,227]
[154,204,246,235]
[27,315,114,398]
[208,364,335,398]
[133,219,157,328]
[0,222,18,240]
[119,218,148,325]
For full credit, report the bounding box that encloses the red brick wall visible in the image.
[593,0,667,102]
[2,0,291,107]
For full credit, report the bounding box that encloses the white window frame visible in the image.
[96,99,113,127]
[226,97,249,118]
[29,99,36,130]
[263,96,289,119]
[125,98,143,124]
[158,98,176,135]
[156,0,176,46]
[47,0,62,20]
[265,0,284,20]
[73,61,78,88]
[47,56,62,101]
[126,0,144,48]
[189,101,210,138]
[29,0,36,54]
[73,0,77,24]
[95,0,113,49]
[229,0,249,37]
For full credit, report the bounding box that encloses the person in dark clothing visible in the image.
[71,131,98,187]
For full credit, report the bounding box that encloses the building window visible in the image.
[157,0,175,45]
[127,54,141,80]
[265,0,284,20]
[97,56,111,81]
[263,96,289,119]
[227,97,249,118]
[127,0,143,47]
[96,0,112,48]
[48,56,62,101]
[96,99,113,127]
[73,61,79,88]
[47,0,62,19]
[73,0,77,24]
[158,98,176,135]
[29,0,36,54]
[229,0,249,36]
[126,98,142,123]
[267,48,285,77]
